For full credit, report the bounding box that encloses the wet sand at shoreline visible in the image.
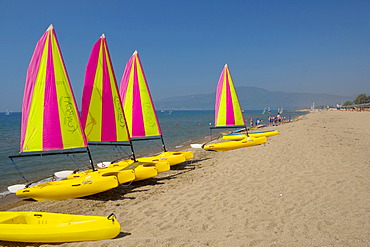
[0,110,369,246]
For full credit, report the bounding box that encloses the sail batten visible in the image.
[21,25,87,153]
[82,35,130,143]
[119,51,162,138]
[214,65,244,128]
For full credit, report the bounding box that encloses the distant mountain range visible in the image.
[154,87,353,110]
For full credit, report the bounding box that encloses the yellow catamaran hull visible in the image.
[110,161,160,181]
[222,130,279,141]
[67,161,163,183]
[16,172,119,201]
[203,136,267,152]
[0,211,120,243]
[137,151,193,166]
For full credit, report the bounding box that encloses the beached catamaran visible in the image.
[119,51,192,164]
[8,25,120,200]
[209,65,279,142]
[192,64,267,151]
[65,35,171,182]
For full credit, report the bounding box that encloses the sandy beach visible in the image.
[0,110,369,247]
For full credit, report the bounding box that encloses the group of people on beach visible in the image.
[249,114,292,128]
[269,114,282,125]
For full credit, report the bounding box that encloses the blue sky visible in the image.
[1,0,369,111]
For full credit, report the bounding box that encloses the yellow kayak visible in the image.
[0,211,120,243]
[222,130,279,141]
[16,172,119,201]
[203,136,267,152]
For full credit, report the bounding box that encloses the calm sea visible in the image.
[0,110,305,197]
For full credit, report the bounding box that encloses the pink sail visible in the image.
[21,25,87,152]
[214,64,244,127]
[119,51,162,138]
[81,34,130,143]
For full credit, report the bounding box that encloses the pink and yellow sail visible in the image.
[21,25,87,152]
[214,64,245,127]
[81,35,130,143]
[119,51,161,138]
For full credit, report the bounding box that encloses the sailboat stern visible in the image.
[132,162,158,181]
[138,152,188,166]
[161,152,186,166]
[99,168,136,185]
[152,160,170,173]
[136,156,172,171]
[181,151,194,160]
[111,161,158,182]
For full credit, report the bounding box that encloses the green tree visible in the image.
[343,101,353,106]
[354,94,370,104]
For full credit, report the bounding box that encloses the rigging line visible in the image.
[136,138,162,151]
[117,145,132,158]
[111,146,132,163]
[112,146,127,161]
[209,127,222,142]
[120,178,134,187]
[67,154,84,170]
[9,158,29,183]
[71,152,92,170]
[112,146,121,158]
[150,139,165,152]
[133,139,164,156]
[73,153,88,168]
